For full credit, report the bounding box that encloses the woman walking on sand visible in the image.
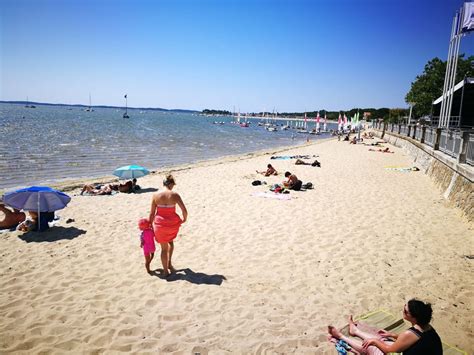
[149,174,188,277]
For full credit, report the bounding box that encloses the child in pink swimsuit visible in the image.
[138,218,156,274]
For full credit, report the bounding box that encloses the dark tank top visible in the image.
[404,326,443,355]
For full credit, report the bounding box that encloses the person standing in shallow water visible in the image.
[149,174,188,278]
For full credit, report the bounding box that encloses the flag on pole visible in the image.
[316,112,320,123]
[461,2,474,33]
[338,113,342,125]
[343,114,347,125]
[124,94,127,99]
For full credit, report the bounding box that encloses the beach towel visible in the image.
[252,192,291,200]
[385,166,419,172]
[329,309,467,355]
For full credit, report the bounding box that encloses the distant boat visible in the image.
[123,94,130,118]
[84,93,94,112]
[25,96,36,108]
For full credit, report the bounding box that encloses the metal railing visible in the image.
[424,127,436,147]
[467,134,474,166]
[414,126,423,141]
[373,124,474,167]
[439,130,463,158]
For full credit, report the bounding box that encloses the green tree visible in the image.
[405,55,474,117]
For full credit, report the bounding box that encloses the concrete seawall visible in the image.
[374,131,474,222]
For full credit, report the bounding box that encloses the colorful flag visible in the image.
[344,114,347,125]
[338,113,342,125]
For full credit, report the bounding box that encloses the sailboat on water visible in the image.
[123,94,130,118]
[25,96,36,108]
[84,93,94,112]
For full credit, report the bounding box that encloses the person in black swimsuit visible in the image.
[328,299,442,354]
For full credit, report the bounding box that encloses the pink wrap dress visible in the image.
[153,205,182,243]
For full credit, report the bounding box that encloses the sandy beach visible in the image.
[0,137,472,354]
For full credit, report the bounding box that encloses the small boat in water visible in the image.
[123,94,130,118]
[84,93,94,112]
[25,96,36,108]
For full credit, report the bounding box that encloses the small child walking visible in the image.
[138,218,156,274]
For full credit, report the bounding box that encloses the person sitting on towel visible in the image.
[256,164,278,176]
[328,299,442,355]
[283,172,302,191]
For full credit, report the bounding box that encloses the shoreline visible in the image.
[1,138,333,195]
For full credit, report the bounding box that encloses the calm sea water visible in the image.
[0,103,335,190]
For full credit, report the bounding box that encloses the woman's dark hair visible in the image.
[285,171,291,177]
[407,299,433,326]
[267,164,272,168]
[163,174,176,187]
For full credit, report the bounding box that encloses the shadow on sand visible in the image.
[134,187,158,194]
[152,268,226,285]
[19,226,86,243]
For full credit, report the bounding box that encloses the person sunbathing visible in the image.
[256,164,277,176]
[328,299,442,354]
[369,147,394,153]
[81,184,114,195]
[118,178,137,193]
[17,211,38,232]
[295,159,321,167]
[0,203,26,229]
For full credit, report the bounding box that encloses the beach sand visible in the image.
[1,137,472,354]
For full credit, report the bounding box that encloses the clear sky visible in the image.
[1,0,473,112]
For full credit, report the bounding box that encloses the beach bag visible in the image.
[252,180,262,186]
[302,182,314,189]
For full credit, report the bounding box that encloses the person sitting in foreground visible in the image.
[0,203,26,230]
[328,299,442,354]
[349,136,358,144]
[283,171,303,191]
[256,164,278,176]
[343,134,350,141]
[17,211,38,232]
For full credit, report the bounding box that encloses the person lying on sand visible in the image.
[328,299,442,354]
[80,184,116,195]
[369,147,394,153]
[295,159,321,167]
[256,164,278,176]
[17,211,38,232]
[0,203,26,230]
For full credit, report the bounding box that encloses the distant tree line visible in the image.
[405,54,473,118]
[202,109,231,115]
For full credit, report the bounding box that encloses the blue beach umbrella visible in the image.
[113,165,149,180]
[3,186,71,231]
[4,186,71,212]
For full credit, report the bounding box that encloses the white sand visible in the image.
[1,137,472,354]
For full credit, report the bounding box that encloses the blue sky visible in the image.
[1,0,473,112]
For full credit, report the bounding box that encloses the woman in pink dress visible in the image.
[149,174,188,277]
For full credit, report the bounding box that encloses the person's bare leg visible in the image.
[145,254,152,274]
[168,241,176,273]
[348,315,383,341]
[160,243,170,277]
[328,325,366,353]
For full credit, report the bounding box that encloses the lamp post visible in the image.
[408,102,415,125]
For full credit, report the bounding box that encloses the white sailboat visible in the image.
[84,93,94,112]
[123,94,130,118]
[25,96,36,108]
